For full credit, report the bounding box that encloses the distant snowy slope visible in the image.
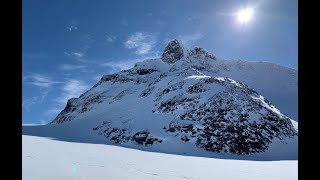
[23,135,298,180]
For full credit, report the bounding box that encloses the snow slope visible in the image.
[23,135,297,180]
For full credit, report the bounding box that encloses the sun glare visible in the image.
[236,7,254,24]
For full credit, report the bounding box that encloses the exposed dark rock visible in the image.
[192,65,206,71]
[181,135,190,142]
[167,127,176,132]
[136,69,158,75]
[132,131,149,144]
[162,39,184,64]
[187,83,206,94]
[188,47,216,61]
[49,98,78,124]
[93,124,163,146]
[93,74,132,88]
[155,81,185,99]
[183,124,194,131]
[113,89,130,101]
[156,94,199,113]
[166,88,297,155]
[140,86,155,97]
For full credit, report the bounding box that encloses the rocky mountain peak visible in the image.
[188,47,216,61]
[162,39,217,64]
[161,39,185,64]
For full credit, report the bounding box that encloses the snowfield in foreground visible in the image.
[23,135,297,180]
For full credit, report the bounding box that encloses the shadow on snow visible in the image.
[22,124,297,161]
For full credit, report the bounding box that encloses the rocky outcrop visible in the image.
[162,39,185,64]
[188,47,216,61]
[49,98,78,124]
[93,123,162,146]
[155,78,297,154]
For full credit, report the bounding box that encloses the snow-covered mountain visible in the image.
[44,39,297,158]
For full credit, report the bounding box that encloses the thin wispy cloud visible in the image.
[64,51,88,63]
[106,35,117,43]
[22,91,49,113]
[39,89,49,103]
[73,52,83,58]
[56,79,90,104]
[59,64,86,71]
[23,74,57,112]
[179,32,203,47]
[67,25,78,31]
[65,52,84,58]
[64,34,94,63]
[22,97,38,112]
[125,32,157,55]
[66,20,79,32]
[26,74,60,88]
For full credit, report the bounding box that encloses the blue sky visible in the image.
[22,0,297,124]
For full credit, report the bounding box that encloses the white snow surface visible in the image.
[23,135,297,180]
[185,75,210,80]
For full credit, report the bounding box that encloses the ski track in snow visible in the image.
[23,135,297,180]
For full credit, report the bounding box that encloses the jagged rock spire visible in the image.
[162,39,217,64]
[161,39,185,64]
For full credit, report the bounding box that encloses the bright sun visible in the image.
[236,7,254,24]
